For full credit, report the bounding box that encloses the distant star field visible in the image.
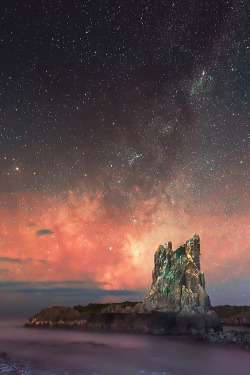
[0,0,249,316]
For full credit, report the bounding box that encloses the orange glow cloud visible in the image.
[0,185,249,291]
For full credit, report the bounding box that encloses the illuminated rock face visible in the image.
[143,234,211,314]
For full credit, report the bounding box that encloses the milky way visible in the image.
[0,0,249,315]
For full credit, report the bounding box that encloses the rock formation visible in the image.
[99,234,222,333]
[26,234,222,335]
[142,234,211,314]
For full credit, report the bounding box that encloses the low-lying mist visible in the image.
[0,319,249,375]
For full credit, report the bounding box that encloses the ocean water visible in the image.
[0,319,249,375]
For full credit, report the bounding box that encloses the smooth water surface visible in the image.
[0,319,249,375]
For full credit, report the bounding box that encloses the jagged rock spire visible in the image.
[143,235,211,314]
[186,234,201,270]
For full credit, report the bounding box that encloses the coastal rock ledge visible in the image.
[26,235,222,335]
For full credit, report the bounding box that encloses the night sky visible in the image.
[0,0,249,317]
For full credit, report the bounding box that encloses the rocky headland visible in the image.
[213,305,250,326]
[26,235,223,335]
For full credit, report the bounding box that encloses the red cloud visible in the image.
[0,187,249,291]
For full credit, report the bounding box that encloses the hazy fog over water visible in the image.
[0,320,249,375]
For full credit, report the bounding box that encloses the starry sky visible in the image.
[0,0,249,317]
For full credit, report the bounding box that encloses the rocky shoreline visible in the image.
[25,309,222,335]
[0,352,31,375]
[204,330,250,349]
[24,307,250,349]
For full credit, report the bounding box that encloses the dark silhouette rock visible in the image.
[213,305,250,326]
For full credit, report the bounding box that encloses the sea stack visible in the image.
[142,234,211,314]
[25,235,222,334]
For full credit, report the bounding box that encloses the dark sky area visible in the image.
[0,0,249,316]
